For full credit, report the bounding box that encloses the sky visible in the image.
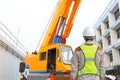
[0,0,112,53]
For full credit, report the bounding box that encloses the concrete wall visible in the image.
[0,46,21,80]
[0,21,26,80]
[0,34,25,80]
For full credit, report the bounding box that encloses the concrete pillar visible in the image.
[96,29,100,40]
[110,29,117,45]
[118,0,120,10]
[108,12,117,45]
[104,53,111,67]
[101,22,106,35]
[101,22,108,49]
[112,49,120,65]
[108,12,115,26]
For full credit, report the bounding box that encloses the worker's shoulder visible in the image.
[98,46,102,50]
[75,46,81,51]
[74,44,102,51]
[96,44,103,50]
[93,44,103,50]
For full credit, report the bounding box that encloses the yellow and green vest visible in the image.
[78,44,99,76]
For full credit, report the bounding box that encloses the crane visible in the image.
[19,0,82,80]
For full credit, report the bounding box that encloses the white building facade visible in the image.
[94,0,120,75]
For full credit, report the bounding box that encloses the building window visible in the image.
[105,20,109,29]
[99,28,102,36]
[109,53,113,62]
[98,41,103,48]
[100,42,103,48]
[119,49,120,56]
[114,8,119,20]
[40,52,46,60]
[107,36,111,45]
[98,25,102,36]
[116,27,120,39]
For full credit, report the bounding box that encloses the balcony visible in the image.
[111,19,120,30]
[112,39,120,49]
[103,29,110,38]
[104,45,112,54]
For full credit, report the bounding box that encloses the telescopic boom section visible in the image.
[40,0,81,48]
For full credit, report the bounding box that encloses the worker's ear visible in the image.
[19,62,25,73]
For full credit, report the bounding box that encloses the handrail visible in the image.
[0,21,27,54]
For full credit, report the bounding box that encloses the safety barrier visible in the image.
[0,21,27,56]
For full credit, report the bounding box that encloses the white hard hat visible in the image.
[83,27,95,37]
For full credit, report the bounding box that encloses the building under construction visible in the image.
[95,0,120,76]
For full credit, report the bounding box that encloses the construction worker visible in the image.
[71,27,105,80]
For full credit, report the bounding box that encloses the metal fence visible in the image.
[0,21,27,54]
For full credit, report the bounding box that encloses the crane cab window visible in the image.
[60,46,73,64]
[40,52,46,60]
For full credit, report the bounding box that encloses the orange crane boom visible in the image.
[40,0,82,48]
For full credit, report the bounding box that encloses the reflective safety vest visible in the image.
[78,44,99,76]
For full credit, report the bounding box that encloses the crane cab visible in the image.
[24,44,73,74]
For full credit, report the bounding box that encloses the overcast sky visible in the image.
[0,0,111,53]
